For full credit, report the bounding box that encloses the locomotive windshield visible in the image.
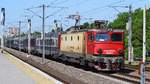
[111,33,122,41]
[96,34,109,41]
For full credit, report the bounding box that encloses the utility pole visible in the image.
[27,19,31,57]
[128,5,133,64]
[143,5,146,64]
[0,8,5,53]
[19,21,21,51]
[140,5,146,84]
[42,4,45,63]
[26,4,67,63]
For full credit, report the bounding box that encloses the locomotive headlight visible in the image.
[118,49,124,54]
[97,48,103,54]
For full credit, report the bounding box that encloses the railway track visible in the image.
[109,71,150,84]
[125,64,150,71]
[93,69,150,84]
[4,47,150,84]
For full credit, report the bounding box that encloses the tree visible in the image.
[83,22,90,29]
[108,8,150,58]
[108,12,129,29]
[32,31,41,37]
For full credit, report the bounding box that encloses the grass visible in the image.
[146,64,150,68]
[125,60,150,68]
[125,60,129,64]
[146,57,150,62]
[125,60,139,65]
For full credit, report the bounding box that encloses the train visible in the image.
[5,28,125,71]
[5,32,59,56]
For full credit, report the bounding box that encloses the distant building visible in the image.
[8,27,19,37]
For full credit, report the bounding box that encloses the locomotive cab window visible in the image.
[88,34,94,41]
[111,33,122,41]
[96,33,109,41]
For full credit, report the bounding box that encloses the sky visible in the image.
[0,0,149,33]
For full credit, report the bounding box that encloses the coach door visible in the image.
[87,32,94,55]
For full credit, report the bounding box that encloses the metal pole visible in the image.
[42,4,45,63]
[128,5,133,64]
[27,19,31,57]
[0,8,5,53]
[140,5,146,84]
[19,21,21,51]
[143,5,146,63]
[1,26,4,52]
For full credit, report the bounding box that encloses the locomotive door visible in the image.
[87,32,94,55]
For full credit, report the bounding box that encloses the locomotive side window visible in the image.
[111,33,122,41]
[71,36,73,41]
[65,36,67,41]
[77,36,79,41]
[96,34,109,41]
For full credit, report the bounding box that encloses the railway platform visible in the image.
[0,51,63,84]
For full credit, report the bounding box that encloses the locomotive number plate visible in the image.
[104,50,115,54]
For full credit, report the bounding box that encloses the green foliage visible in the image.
[90,23,96,28]
[83,22,90,29]
[108,12,129,29]
[109,8,150,58]
[32,31,41,37]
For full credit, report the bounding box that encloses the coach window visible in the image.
[56,40,58,45]
[37,40,39,45]
[50,39,54,45]
[46,40,50,45]
[47,40,51,45]
[45,40,47,45]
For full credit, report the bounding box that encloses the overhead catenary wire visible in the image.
[82,0,125,14]
[54,0,69,5]
[78,0,128,24]
[25,9,42,18]
[49,0,59,5]
[68,0,90,7]
[45,8,65,19]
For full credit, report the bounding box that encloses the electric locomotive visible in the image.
[59,29,125,71]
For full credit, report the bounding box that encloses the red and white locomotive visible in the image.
[59,29,125,71]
